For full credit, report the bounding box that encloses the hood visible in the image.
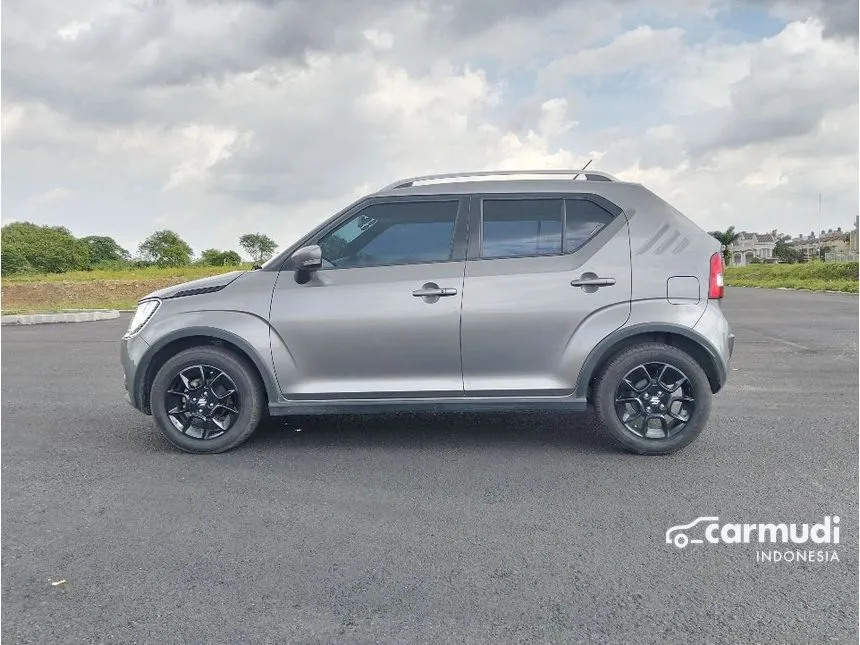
[141,270,247,301]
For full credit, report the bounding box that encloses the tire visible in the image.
[592,342,712,455]
[150,346,265,454]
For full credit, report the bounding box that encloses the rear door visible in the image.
[269,196,469,399]
[460,194,631,395]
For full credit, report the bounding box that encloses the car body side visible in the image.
[121,179,733,416]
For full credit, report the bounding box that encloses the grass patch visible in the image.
[2,264,252,283]
[1,265,247,313]
[725,262,858,293]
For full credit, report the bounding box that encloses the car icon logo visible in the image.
[666,516,719,549]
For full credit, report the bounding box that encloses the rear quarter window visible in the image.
[565,199,616,252]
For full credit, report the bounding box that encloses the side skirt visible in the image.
[268,396,589,416]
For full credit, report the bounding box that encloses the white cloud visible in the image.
[0,103,27,139]
[162,125,252,191]
[56,20,91,41]
[682,20,857,153]
[362,28,395,50]
[538,98,578,139]
[0,0,856,254]
[595,17,858,234]
[540,25,686,87]
[31,187,74,204]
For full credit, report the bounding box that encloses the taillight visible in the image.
[709,252,724,299]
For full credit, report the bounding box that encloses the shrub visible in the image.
[200,249,242,266]
[725,262,859,293]
[1,222,90,274]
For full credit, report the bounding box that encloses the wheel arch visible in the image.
[576,323,727,400]
[137,327,278,414]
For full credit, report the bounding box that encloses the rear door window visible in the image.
[481,199,563,258]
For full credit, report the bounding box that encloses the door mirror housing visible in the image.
[290,245,323,271]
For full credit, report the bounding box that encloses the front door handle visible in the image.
[412,283,458,298]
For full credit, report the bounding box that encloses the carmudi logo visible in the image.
[666,516,841,563]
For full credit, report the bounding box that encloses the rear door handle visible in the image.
[570,277,615,287]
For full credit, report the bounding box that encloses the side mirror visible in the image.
[290,245,322,271]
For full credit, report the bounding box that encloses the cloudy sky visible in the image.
[2,0,858,259]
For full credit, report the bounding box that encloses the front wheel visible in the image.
[150,346,264,454]
[592,342,712,455]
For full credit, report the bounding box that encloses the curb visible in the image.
[1,310,121,326]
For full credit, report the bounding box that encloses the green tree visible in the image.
[81,236,130,265]
[239,233,278,264]
[773,235,802,264]
[200,249,242,266]
[709,226,742,264]
[138,230,192,267]
[1,244,31,276]
[1,222,90,274]
[221,250,242,266]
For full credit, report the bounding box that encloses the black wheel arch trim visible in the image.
[133,326,280,413]
[575,323,727,399]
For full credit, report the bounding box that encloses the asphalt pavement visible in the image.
[2,287,857,644]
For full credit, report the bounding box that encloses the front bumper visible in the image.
[121,333,151,414]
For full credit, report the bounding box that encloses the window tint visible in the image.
[481,199,562,258]
[318,200,459,268]
[565,199,615,252]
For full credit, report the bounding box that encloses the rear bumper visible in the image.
[693,301,734,392]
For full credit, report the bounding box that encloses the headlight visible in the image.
[124,299,160,338]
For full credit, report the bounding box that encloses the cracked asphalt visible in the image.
[2,287,857,643]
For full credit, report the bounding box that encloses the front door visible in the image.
[460,194,632,394]
[269,197,468,399]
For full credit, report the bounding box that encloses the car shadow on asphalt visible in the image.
[240,410,620,454]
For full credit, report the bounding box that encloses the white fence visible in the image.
[824,251,859,263]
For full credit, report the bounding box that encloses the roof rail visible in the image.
[378,169,618,192]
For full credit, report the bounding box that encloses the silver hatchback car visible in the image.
[121,170,734,455]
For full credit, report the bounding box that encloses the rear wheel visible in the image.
[592,342,712,455]
[150,346,264,454]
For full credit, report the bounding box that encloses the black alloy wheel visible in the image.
[150,346,264,454]
[614,362,695,439]
[592,342,712,455]
[165,364,241,441]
